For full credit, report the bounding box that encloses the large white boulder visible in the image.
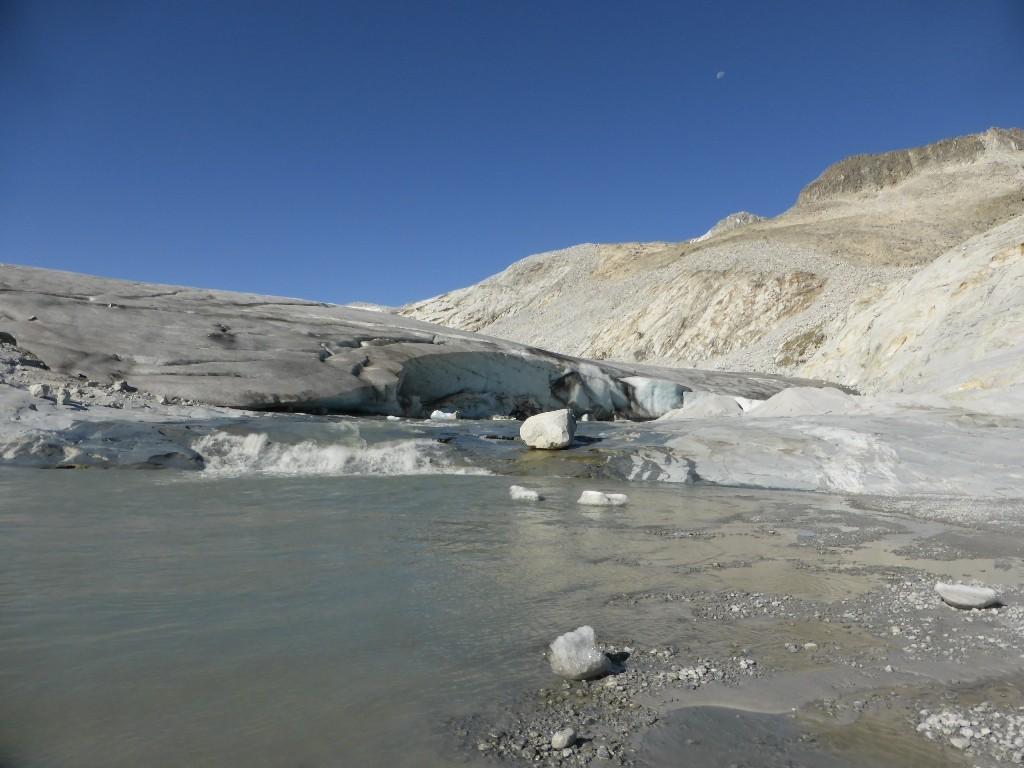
[549,625,611,680]
[935,582,1000,609]
[520,409,576,449]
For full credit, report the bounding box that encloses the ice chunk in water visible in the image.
[577,490,629,506]
[429,410,459,421]
[509,485,543,501]
[549,625,610,680]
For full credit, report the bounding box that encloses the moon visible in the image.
[716,71,725,80]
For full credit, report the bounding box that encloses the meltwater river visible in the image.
[0,415,1010,767]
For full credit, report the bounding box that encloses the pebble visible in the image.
[551,727,576,750]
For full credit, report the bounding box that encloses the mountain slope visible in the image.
[402,128,1024,387]
[801,213,1024,395]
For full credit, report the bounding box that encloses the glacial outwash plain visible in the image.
[3,128,1024,767]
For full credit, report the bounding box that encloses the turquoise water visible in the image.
[0,461,733,767]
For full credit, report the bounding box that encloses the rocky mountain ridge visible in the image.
[402,128,1024,395]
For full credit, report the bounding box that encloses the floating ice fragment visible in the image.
[429,410,459,421]
[577,490,629,506]
[509,485,543,502]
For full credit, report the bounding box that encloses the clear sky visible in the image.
[2,1,1023,306]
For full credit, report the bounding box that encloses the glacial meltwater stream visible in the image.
[2,417,1021,767]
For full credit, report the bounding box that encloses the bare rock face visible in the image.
[796,128,1024,205]
[402,128,1024,389]
[800,216,1024,396]
[520,409,576,449]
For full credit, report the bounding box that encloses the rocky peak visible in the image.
[693,211,766,242]
[795,127,1024,206]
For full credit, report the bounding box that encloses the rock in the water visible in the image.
[509,485,543,501]
[577,490,628,506]
[551,728,576,750]
[549,625,610,680]
[429,409,459,421]
[385,415,402,421]
[935,582,1000,609]
[520,409,576,450]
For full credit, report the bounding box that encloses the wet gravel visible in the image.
[453,496,1024,767]
[453,642,764,766]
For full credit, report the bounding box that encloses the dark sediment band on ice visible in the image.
[0,264,835,420]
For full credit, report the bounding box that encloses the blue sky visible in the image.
[2,1,1023,306]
